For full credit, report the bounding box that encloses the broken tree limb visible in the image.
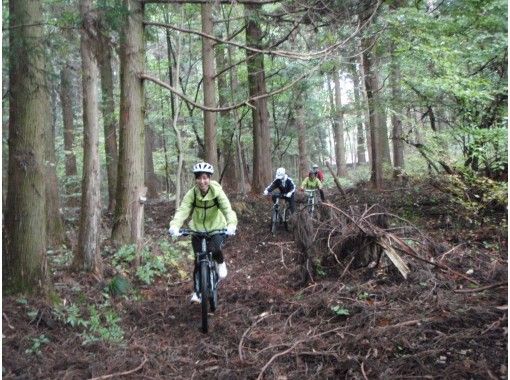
[387,233,479,285]
[379,238,411,279]
[453,281,507,293]
[325,161,346,198]
[88,355,147,380]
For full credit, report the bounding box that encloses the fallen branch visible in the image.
[388,233,479,285]
[88,356,147,380]
[325,161,347,198]
[239,313,274,362]
[256,326,345,379]
[453,281,507,293]
[3,313,14,330]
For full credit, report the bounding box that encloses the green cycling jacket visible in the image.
[169,180,237,232]
[300,177,323,190]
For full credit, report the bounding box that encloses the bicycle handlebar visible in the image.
[178,228,226,237]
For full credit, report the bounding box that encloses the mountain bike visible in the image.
[268,193,289,235]
[178,228,226,333]
[304,189,318,216]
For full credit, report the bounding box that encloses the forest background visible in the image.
[1,0,508,377]
[1,0,508,337]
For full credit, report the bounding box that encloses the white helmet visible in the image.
[275,167,285,179]
[193,162,214,174]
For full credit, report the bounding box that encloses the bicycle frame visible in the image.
[270,193,289,235]
[178,228,226,333]
[304,189,317,215]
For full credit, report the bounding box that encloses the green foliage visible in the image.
[313,260,326,278]
[112,240,190,285]
[437,171,507,225]
[53,302,124,345]
[25,335,50,356]
[331,305,350,316]
[106,275,132,296]
[136,254,166,285]
[357,292,370,301]
[80,306,124,345]
[112,244,137,269]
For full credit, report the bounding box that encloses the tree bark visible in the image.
[112,0,146,245]
[377,83,392,164]
[201,2,218,172]
[216,35,238,191]
[245,3,272,192]
[295,90,308,183]
[362,39,383,189]
[46,85,65,247]
[332,69,347,176]
[390,43,404,177]
[60,64,78,178]
[4,0,49,294]
[144,126,160,198]
[75,0,102,275]
[98,27,118,212]
[350,62,367,165]
[228,42,247,194]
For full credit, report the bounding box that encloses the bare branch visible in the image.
[141,57,322,112]
[144,2,382,61]
[143,0,280,4]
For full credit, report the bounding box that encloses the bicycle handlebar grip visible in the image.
[179,228,190,236]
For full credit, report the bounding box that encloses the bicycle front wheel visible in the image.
[271,209,278,235]
[200,261,210,333]
[209,266,218,312]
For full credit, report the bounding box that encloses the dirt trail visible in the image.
[3,190,508,379]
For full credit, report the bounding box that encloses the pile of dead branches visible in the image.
[292,202,477,286]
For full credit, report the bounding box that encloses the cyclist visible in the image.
[300,171,325,202]
[311,164,325,182]
[168,162,237,303]
[263,167,296,213]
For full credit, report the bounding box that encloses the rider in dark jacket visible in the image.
[263,167,296,213]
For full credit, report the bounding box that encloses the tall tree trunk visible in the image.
[112,0,146,245]
[46,86,64,247]
[60,64,79,201]
[362,41,383,189]
[167,7,184,206]
[216,36,237,191]
[377,85,392,164]
[351,63,367,164]
[295,91,308,183]
[390,44,404,177]
[332,69,347,176]
[227,42,247,193]
[75,0,102,275]
[4,0,49,294]
[144,126,159,198]
[245,3,272,192]
[61,65,77,176]
[201,2,218,171]
[98,28,118,213]
[357,52,372,164]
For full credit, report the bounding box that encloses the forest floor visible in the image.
[3,179,508,379]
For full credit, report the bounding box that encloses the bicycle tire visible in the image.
[200,260,209,333]
[283,208,289,231]
[271,209,278,235]
[210,265,218,312]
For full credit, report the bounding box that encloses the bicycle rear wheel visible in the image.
[200,261,209,333]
